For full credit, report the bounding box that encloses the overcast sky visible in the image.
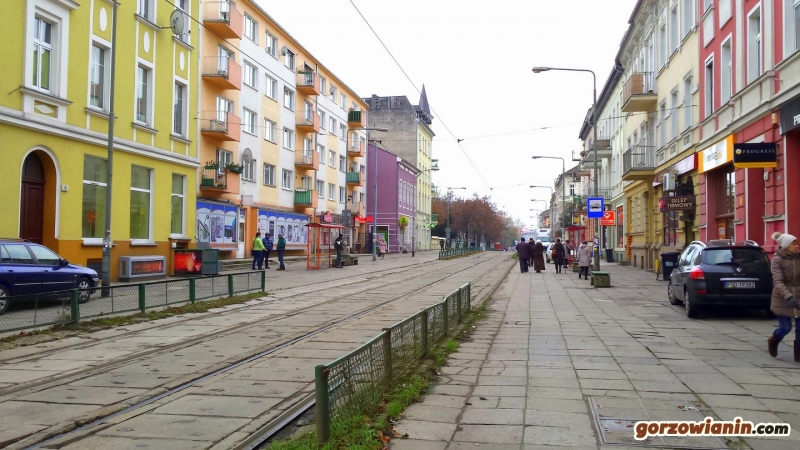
[259,0,638,230]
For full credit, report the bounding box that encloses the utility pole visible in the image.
[101,0,119,294]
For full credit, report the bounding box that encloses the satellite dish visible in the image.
[170,9,189,35]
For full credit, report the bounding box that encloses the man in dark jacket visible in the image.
[262,233,274,269]
[527,238,536,268]
[334,234,344,268]
[276,234,286,270]
[553,239,565,274]
[516,238,531,273]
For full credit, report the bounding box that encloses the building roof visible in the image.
[414,85,434,125]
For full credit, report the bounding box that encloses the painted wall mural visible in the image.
[257,209,309,249]
[196,202,238,248]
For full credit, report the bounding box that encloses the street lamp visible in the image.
[533,65,600,271]
[532,156,565,243]
[445,187,466,249]
[358,126,388,262]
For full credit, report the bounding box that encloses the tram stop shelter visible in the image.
[307,223,346,270]
[566,225,587,264]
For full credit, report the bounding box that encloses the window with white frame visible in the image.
[299,176,311,191]
[242,148,255,182]
[283,87,294,110]
[703,0,712,13]
[319,76,326,95]
[173,0,189,42]
[282,128,293,149]
[264,118,276,142]
[330,85,337,102]
[244,14,257,42]
[747,7,762,84]
[670,89,679,139]
[791,0,800,54]
[719,0,732,25]
[263,163,275,186]
[317,144,325,159]
[31,17,55,93]
[265,75,276,100]
[265,31,277,57]
[320,111,326,130]
[137,0,154,21]
[721,38,732,105]
[683,75,693,129]
[281,169,293,190]
[216,148,233,174]
[705,58,714,117]
[339,186,346,203]
[339,155,346,172]
[243,61,257,88]
[339,123,346,140]
[173,82,186,136]
[683,0,694,37]
[130,166,152,241]
[328,150,335,167]
[82,156,107,238]
[360,164,365,173]
[659,23,667,68]
[242,108,256,135]
[89,44,108,109]
[216,97,232,123]
[329,117,336,134]
[303,101,313,122]
[340,93,347,110]
[659,102,667,147]
[359,192,365,203]
[670,6,679,53]
[170,174,185,236]
[328,183,335,200]
[316,180,324,198]
[284,49,294,70]
[135,65,152,125]
[303,138,313,157]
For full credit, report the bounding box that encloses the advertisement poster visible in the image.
[257,209,309,249]
[174,249,203,275]
[196,202,238,248]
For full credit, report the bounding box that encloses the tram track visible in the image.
[9,253,512,450]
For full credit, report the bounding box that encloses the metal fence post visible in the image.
[138,284,146,313]
[189,278,196,304]
[420,309,428,357]
[227,274,234,297]
[382,328,393,385]
[456,288,462,321]
[443,296,449,332]
[260,269,266,292]
[70,289,80,325]
[315,365,330,446]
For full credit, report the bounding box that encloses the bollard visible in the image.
[138,284,146,313]
[227,274,234,297]
[260,269,266,292]
[189,278,196,304]
[314,365,331,446]
[456,289,462,321]
[443,296,449,332]
[382,328,393,385]
[70,289,80,325]
[420,309,428,356]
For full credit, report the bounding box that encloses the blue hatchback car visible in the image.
[0,240,99,314]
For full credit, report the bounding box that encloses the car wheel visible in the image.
[77,277,92,304]
[0,285,9,315]
[668,282,682,305]
[684,287,700,319]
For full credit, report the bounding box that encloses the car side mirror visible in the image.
[60,259,69,267]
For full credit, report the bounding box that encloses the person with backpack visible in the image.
[261,233,274,269]
[334,234,344,268]
[275,233,286,270]
[251,231,265,270]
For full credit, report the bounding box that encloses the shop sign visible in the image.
[653,153,697,186]
[733,142,778,169]
[659,195,696,211]
[779,95,800,134]
[365,216,374,223]
[698,135,733,173]
[600,210,615,226]
[322,212,333,223]
[626,235,633,259]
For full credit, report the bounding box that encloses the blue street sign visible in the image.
[587,197,604,218]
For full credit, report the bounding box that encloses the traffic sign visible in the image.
[587,197,604,218]
[599,210,615,226]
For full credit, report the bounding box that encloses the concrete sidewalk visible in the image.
[392,262,800,449]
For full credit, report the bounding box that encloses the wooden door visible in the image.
[20,154,45,244]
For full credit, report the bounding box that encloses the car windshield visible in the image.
[702,248,768,265]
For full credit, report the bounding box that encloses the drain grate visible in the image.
[588,396,728,449]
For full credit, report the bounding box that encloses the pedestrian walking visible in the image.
[439,239,445,251]
[767,232,800,361]
[275,233,286,270]
[527,238,535,268]
[532,240,546,273]
[564,239,574,269]
[251,232,265,270]
[378,237,387,259]
[334,234,344,268]
[515,237,531,273]
[577,241,592,280]
[553,238,565,274]
[262,233,273,269]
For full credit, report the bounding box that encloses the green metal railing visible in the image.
[314,283,471,445]
[294,189,313,205]
[438,247,482,260]
[0,271,266,333]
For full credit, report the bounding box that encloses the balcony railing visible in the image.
[202,0,242,39]
[294,189,317,208]
[586,187,613,200]
[346,172,364,186]
[202,56,241,91]
[622,145,657,179]
[622,72,657,112]
[200,111,240,141]
[348,110,365,128]
[295,150,319,170]
[348,140,365,157]
[297,72,321,95]
[296,112,320,133]
[348,201,365,216]
[200,167,240,195]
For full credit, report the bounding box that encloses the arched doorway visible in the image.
[20,153,45,244]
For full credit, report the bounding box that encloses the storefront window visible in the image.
[617,206,624,247]
[663,210,679,246]
[715,165,735,239]
[82,156,107,238]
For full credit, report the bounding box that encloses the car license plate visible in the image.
[724,281,755,289]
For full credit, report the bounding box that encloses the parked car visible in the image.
[667,240,772,318]
[0,240,99,314]
[546,242,555,263]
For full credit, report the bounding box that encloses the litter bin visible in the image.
[660,252,681,280]
[605,248,614,263]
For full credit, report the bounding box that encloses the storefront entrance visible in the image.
[20,153,46,244]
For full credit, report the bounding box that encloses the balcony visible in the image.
[348,110,365,128]
[296,112,320,133]
[346,171,364,186]
[586,138,612,160]
[200,167,240,195]
[622,145,657,181]
[622,72,657,112]
[202,0,242,39]
[585,187,613,200]
[201,111,240,141]
[348,139,365,157]
[295,150,320,170]
[348,201,365,217]
[294,189,318,209]
[297,72,321,96]
[202,56,241,91]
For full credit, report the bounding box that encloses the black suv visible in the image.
[667,240,772,318]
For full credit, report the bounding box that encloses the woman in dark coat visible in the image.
[553,239,565,274]
[533,240,546,273]
[515,237,531,273]
[767,232,800,361]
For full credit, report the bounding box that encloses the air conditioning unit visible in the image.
[663,172,676,191]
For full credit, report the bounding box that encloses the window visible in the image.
[616,206,624,247]
[265,75,276,100]
[303,138,313,156]
[683,0,694,37]
[794,0,800,53]
[330,85,337,102]
[716,165,736,239]
[683,75,693,129]
[670,6,679,54]
[241,149,256,182]
[340,93,347,110]
[659,23,667,68]
[721,39,732,105]
[264,118,276,142]
[319,76,326,95]
[339,155,346,172]
[705,58,714,117]
[281,169,293,190]
[360,193,365,203]
[569,184,576,196]
[130,166,152,240]
[719,0,732,25]
[171,174,185,235]
[173,82,186,136]
[329,117,336,134]
[174,0,189,42]
[244,14,257,41]
[303,101,313,122]
[659,102,667,147]
[299,176,311,190]
[284,49,294,70]
[328,183,335,200]
[328,150,335,167]
[339,123,347,140]
[89,44,106,109]
[263,163,275,186]
[242,108,256,135]
[703,0,712,13]
[339,186,346,203]
[137,0,154,21]
[243,61,257,88]
[29,245,61,266]
[216,148,233,174]
[82,156,107,238]
[670,89,679,139]
[317,144,325,159]
[360,164,365,173]
[2,245,33,264]
[748,7,762,83]
[265,31,277,57]
[316,180,324,198]
[282,128,293,149]
[320,111,326,130]
[283,87,294,110]
[135,65,151,124]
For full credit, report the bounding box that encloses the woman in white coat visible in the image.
[577,241,592,280]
